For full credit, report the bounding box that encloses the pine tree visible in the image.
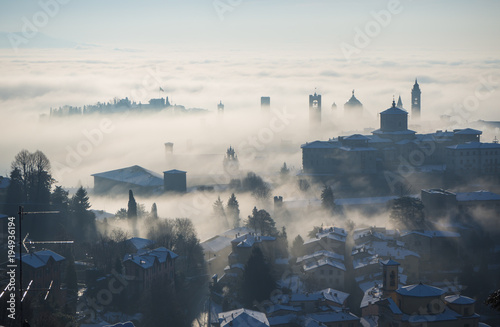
[240,247,276,307]
[321,185,335,214]
[213,196,228,228]
[151,203,158,220]
[70,187,96,241]
[246,208,278,236]
[226,193,240,228]
[291,235,304,258]
[127,190,138,235]
[127,190,137,219]
[389,196,425,229]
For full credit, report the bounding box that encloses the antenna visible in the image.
[17,207,71,324]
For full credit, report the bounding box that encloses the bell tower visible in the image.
[381,258,400,301]
[411,79,421,119]
[309,91,322,129]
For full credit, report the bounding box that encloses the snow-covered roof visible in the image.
[396,283,445,297]
[231,233,276,248]
[453,128,482,135]
[345,134,370,141]
[123,247,178,269]
[16,250,65,268]
[218,309,270,327]
[400,230,460,238]
[444,294,475,305]
[307,309,359,324]
[456,190,500,202]
[125,237,154,251]
[92,165,163,187]
[447,142,500,150]
[297,250,345,264]
[380,258,400,266]
[304,258,346,272]
[301,141,339,149]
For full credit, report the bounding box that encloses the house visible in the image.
[15,250,66,306]
[375,259,481,327]
[302,258,346,292]
[216,308,270,327]
[201,227,253,277]
[303,227,347,255]
[92,165,164,195]
[122,247,177,294]
[378,284,480,327]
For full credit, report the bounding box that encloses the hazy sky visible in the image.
[1,0,499,189]
[1,0,499,53]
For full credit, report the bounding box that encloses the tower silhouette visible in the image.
[309,92,321,129]
[411,79,421,119]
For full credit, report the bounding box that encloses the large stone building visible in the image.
[301,100,499,179]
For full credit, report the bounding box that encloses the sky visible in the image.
[0,0,500,238]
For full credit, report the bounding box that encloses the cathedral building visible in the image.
[301,99,498,178]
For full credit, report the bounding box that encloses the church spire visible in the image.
[397,95,403,108]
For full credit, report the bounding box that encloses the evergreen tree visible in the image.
[240,247,276,308]
[151,202,158,220]
[291,235,304,258]
[51,186,69,213]
[226,193,240,228]
[213,196,228,228]
[127,190,137,219]
[390,196,425,229]
[69,187,96,242]
[246,207,278,236]
[4,167,23,216]
[127,190,138,235]
[115,208,127,219]
[321,185,335,214]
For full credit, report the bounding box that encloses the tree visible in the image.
[321,185,335,214]
[10,149,53,208]
[4,167,24,216]
[213,196,228,228]
[389,196,425,229]
[127,189,138,234]
[115,208,127,219]
[246,207,278,236]
[242,172,271,201]
[69,187,96,242]
[151,203,158,220]
[5,150,54,215]
[486,289,500,311]
[291,235,305,258]
[240,247,276,308]
[308,226,322,239]
[226,193,240,228]
[127,190,137,219]
[51,186,69,213]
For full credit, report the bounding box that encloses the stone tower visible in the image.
[411,79,421,119]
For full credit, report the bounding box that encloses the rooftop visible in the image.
[218,309,270,327]
[396,282,445,298]
[16,250,65,269]
[123,247,178,269]
[92,165,163,187]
